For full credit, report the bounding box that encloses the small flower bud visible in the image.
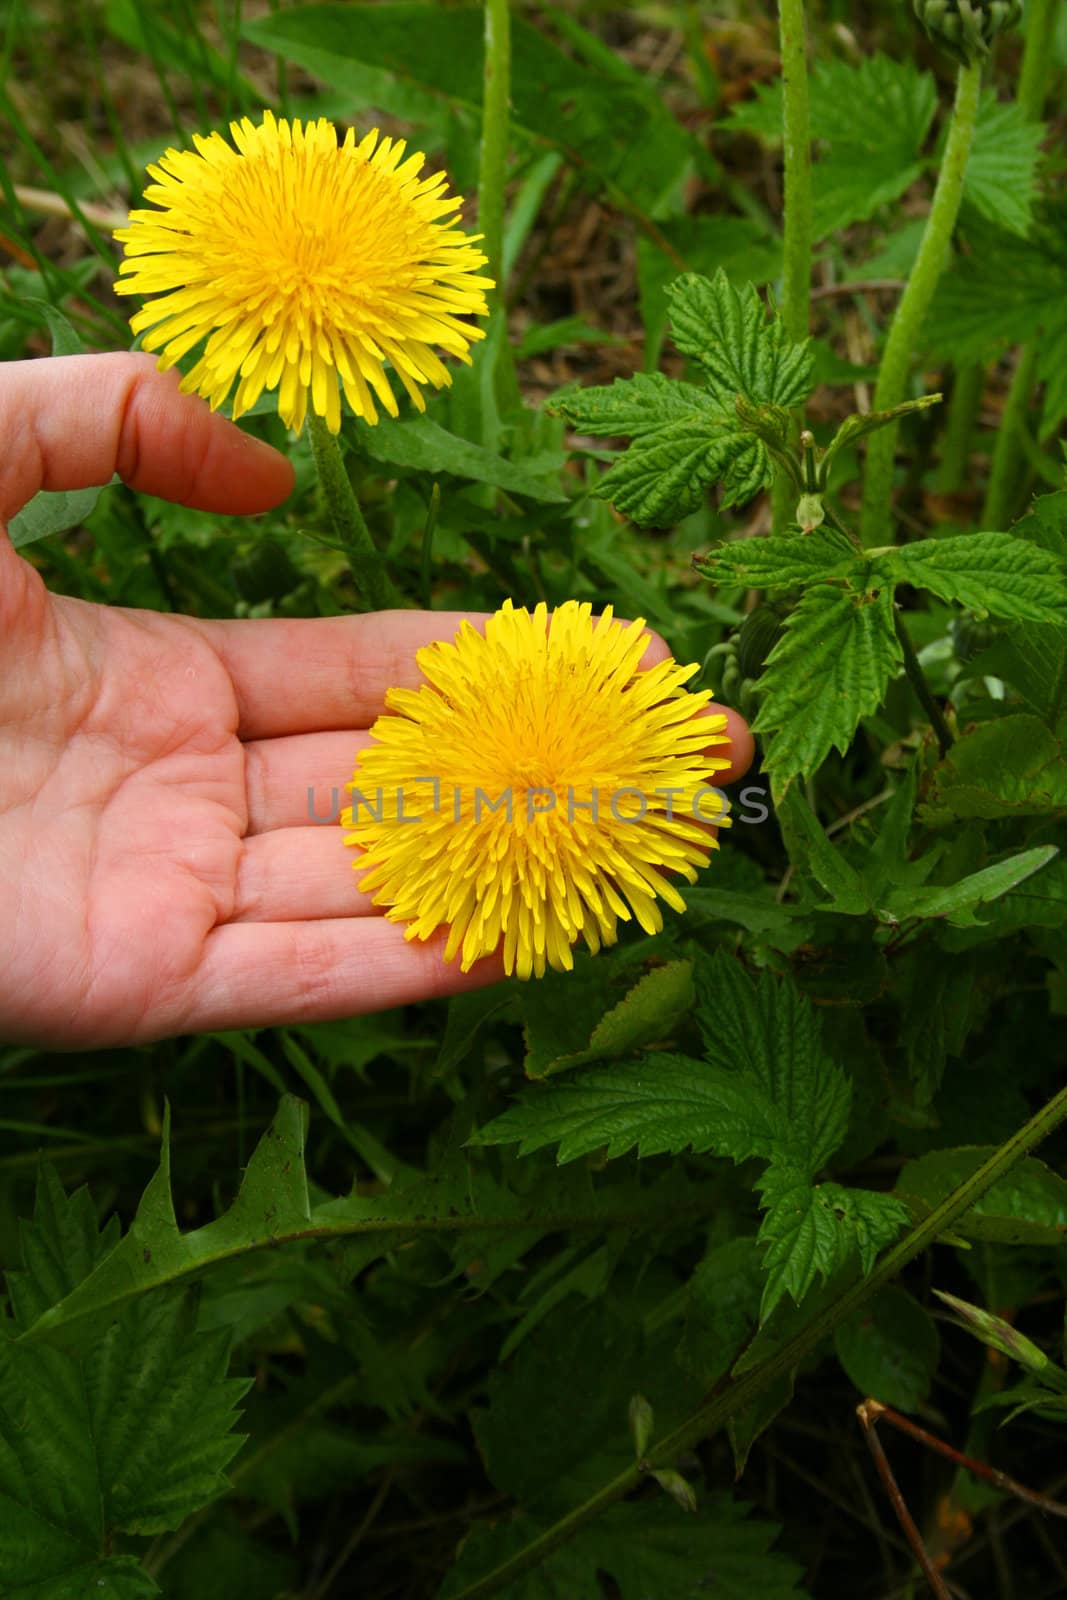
[912,0,1022,66]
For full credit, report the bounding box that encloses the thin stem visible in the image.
[445,1078,1067,1600]
[981,346,1038,529]
[859,60,982,547]
[936,360,983,494]
[857,1402,953,1600]
[306,416,398,611]
[895,609,954,757]
[771,0,812,536]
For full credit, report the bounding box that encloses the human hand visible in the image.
[0,353,753,1048]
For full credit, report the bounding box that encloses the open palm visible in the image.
[0,354,751,1048]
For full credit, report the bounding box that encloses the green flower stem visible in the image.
[307,416,398,611]
[981,345,1038,530]
[936,360,983,493]
[771,0,812,535]
[447,1078,1067,1600]
[895,609,954,757]
[477,0,520,427]
[859,59,982,547]
[979,0,1057,529]
[477,0,510,297]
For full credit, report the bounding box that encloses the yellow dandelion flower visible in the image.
[113,110,493,434]
[342,600,733,980]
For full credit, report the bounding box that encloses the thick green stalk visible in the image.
[307,416,398,611]
[477,0,510,297]
[980,0,1057,529]
[771,0,812,535]
[859,60,982,547]
[447,1078,1067,1600]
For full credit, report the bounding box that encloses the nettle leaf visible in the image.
[883,531,1067,624]
[0,1165,250,1594]
[752,584,903,780]
[441,1496,809,1600]
[694,526,856,590]
[756,1174,907,1320]
[556,272,812,525]
[5,1556,160,1600]
[925,220,1067,380]
[556,372,763,524]
[665,272,814,411]
[727,55,936,239]
[477,957,905,1318]
[962,94,1045,238]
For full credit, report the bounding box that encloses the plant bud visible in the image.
[912,0,1022,65]
[737,606,785,680]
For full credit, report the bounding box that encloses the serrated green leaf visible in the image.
[962,94,1045,238]
[441,1496,809,1600]
[726,55,937,239]
[753,585,903,779]
[6,1556,160,1600]
[834,1287,940,1412]
[0,1285,248,1589]
[6,1167,121,1334]
[881,531,1067,623]
[556,372,764,524]
[84,1288,250,1533]
[757,1179,908,1322]
[897,1149,1067,1244]
[925,220,1067,367]
[665,270,813,411]
[694,526,857,590]
[919,715,1067,823]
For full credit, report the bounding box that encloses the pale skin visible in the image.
[0,352,755,1049]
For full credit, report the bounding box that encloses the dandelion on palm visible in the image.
[343,601,733,980]
[114,110,493,433]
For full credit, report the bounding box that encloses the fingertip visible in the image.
[715,704,755,785]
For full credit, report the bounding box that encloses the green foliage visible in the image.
[476,955,908,1319]
[4,2,1067,1595]
[554,271,813,524]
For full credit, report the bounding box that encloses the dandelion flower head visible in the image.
[114,111,493,433]
[342,601,732,980]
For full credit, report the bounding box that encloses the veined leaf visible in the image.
[886,845,1059,927]
[693,527,857,590]
[756,1174,908,1321]
[752,584,903,779]
[962,94,1045,238]
[556,372,766,523]
[441,1496,810,1600]
[819,395,942,483]
[726,54,937,239]
[897,1149,1067,1244]
[919,715,1067,823]
[883,531,1067,624]
[665,271,813,412]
